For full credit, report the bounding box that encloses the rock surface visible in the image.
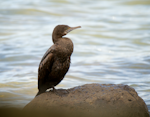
[24,84,149,117]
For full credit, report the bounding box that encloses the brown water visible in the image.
[0,0,150,111]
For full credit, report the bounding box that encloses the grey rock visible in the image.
[24,84,149,117]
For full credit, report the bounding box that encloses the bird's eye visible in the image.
[65,27,68,30]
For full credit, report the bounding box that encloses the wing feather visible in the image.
[38,46,54,89]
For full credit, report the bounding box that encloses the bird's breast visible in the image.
[54,47,73,62]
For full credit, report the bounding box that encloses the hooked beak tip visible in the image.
[78,26,81,28]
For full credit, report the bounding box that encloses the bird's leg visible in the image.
[52,85,57,92]
[51,85,61,96]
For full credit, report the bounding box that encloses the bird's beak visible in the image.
[64,26,81,35]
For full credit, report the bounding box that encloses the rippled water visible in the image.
[0,0,150,111]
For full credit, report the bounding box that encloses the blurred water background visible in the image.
[0,0,150,111]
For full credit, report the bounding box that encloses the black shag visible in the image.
[36,25,81,96]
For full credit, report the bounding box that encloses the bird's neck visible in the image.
[52,33,62,43]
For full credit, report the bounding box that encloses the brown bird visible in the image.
[36,25,81,96]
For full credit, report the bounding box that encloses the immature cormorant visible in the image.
[36,25,81,96]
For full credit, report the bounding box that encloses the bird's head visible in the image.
[52,25,81,43]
